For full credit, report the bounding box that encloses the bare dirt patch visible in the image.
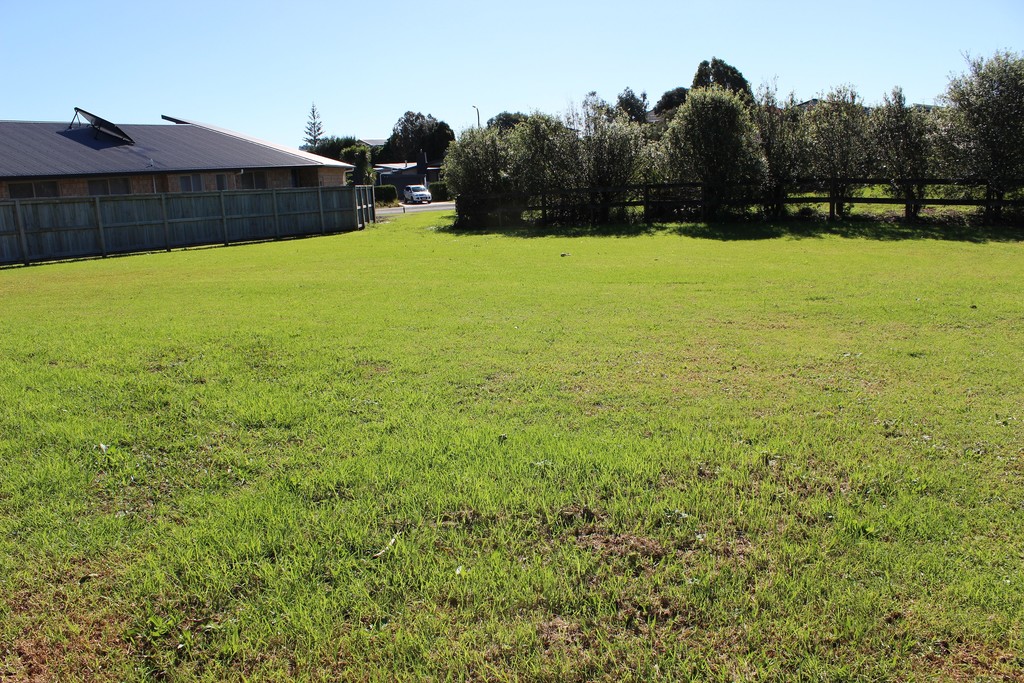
[575,530,667,562]
[538,616,589,652]
[2,567,132,683]
[913,642,1023,682]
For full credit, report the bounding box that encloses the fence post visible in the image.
[364,187,372,226]
[14,200,29,265]
[984,182,1001,223]
[161,194,171,251]
[318,186,326,234]
[351,187,359,231]
[272,189,280,238]
[93,197,107,257]
[219,192,229,246]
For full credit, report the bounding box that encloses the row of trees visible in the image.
[443,52,1024,223]
[490,57,757,129]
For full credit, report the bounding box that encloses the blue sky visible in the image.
[2,1,1020,151]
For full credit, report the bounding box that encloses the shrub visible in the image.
[428,181,449,201]
[442,127,510,197]
[442,127,512,227]
[805,85,871,217]
[869,87,934,219]
[375,185,398,205]
[936,51,1024,220]
[665,86,764,219]
[753,84,809,218]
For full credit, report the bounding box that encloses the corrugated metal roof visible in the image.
[0,118,353,179]
[374,162,420,172]
[161,115,357,169]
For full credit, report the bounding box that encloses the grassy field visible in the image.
[1,212,1022,681]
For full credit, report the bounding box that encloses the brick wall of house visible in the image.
[267,170,294,190]
[60,179,88,197]
[318,168,348,187]
[1,175,168,199]
[0,167,348,199]
[165,172,220,193]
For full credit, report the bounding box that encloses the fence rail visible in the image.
[457,179,1024,228]
[0,185,375,266]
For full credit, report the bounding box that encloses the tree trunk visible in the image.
[984,184,1003,224]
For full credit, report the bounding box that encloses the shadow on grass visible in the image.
[438,210,1024,243]
[437,218,662,239]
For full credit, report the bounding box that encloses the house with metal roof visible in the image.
[373,161,442,189]
[0,108,354,200]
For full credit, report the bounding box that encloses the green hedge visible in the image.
[428,181,449,201]
[375,185,398,204]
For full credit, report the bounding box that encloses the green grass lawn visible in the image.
[1,213,1022,681]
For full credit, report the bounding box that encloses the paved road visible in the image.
[377,201,455,217]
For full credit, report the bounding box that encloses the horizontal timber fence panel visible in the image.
[457,179,1023,228]
[0,186,375,266]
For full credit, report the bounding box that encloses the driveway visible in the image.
[376,201,455,217]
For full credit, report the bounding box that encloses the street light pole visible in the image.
[472,105,480,129]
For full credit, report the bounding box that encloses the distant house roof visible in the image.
[0,112,353,180]
[374,162,441,173]
[374,162,419,172]
[359,138,387,148]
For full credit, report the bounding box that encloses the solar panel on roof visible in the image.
[71,107,135,145]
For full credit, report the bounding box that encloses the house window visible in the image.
[9,183,34,199]
[8,181,59,199]
[179,174,204,192]
[238,171,267,190]
[35,181,58,197]
[216,174,228,191]
[87,178,132,196]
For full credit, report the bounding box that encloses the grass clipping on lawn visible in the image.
[0,212,1022,681]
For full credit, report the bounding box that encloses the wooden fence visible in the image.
[0,185,375,266]
[457,179,1024,228]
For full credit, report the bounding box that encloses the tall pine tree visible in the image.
[304,103,324,149]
